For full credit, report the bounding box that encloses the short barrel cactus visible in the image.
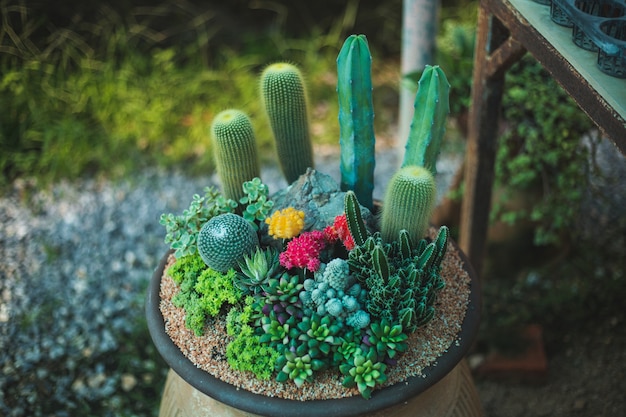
[197,213,259,272]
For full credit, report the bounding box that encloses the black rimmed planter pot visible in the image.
[146,244,483,417]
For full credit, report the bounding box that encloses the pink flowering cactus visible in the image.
[279,230,327,271]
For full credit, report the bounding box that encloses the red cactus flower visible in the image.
[325,214,355,251]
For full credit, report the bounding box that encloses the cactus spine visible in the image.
[211,109,260,201]
[337,34,376,210]
[260,63,314,183]
[402,65,450,175]
[381,165,436,244]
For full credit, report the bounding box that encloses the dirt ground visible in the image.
[472,308,626,416]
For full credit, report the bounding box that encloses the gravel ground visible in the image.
[1,142,624,416]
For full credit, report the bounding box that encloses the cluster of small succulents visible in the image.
[160,34,452,399]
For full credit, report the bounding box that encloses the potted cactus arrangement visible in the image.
[147,35,481,417]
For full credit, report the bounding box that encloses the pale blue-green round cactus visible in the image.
[323,258,350,291]
[197,213,259,272]
[346,310,371,329]
[325,298,344,317]
[300,259,369,328]
[342,295,359,313]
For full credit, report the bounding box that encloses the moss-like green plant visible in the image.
[197,213,260,272]
[211,109,261,201]
[168,254,210,335]
[194,267,242,317]
[380,165,436,244]
[167,253,208,286]
[402,65,450,175]
[225,298,280,380]
[226,325,280,380]
[168,253,242,335]
[337,34,376,210]
[260,62,314,183]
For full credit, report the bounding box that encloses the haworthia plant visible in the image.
[381,165,436,244]
[337,34,376,210]
[260,62,314,183]
[211,109,260,201]
[402,65,450,175]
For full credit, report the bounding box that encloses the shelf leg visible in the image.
[459,2,525,278]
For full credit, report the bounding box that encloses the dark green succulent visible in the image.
[261,272,303,304]
[339,347,387,399]
[366,319,408,360]
[259,311,299,353]
[275,351,325,388]
[332,329,363,366]
[295,313,341,358]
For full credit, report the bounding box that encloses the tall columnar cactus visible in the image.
[337,34,376,210]
[381,165,436,244]
[260,63,314,183]
[402,65,450,175]
[211,109,260,201]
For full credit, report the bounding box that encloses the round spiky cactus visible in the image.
[260,62,314,183]
[197,213,259,272]
[381,165,436,244]
[211,109,260,201]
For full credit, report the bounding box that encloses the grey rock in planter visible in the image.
[269,168,376,232]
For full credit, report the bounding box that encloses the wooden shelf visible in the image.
[509,0,626,148]
[458,0,626,276]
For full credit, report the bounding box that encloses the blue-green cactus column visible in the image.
[337,34,376,210]
[402,65,450,175]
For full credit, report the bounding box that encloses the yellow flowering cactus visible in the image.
[265,207,305,239]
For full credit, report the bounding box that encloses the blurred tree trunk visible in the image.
[398,0,439,152]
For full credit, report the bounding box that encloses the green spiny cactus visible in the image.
[347,227,447,332]
[197,213,259,272]
[402,65,450,175]
[381,165,436,244]
[211,109,261,201]
[260,62,314,183]
[344,191,368,247]
[337,34,376,210]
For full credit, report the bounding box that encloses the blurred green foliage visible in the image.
[1,0,392,187]
[493,55,595,246]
